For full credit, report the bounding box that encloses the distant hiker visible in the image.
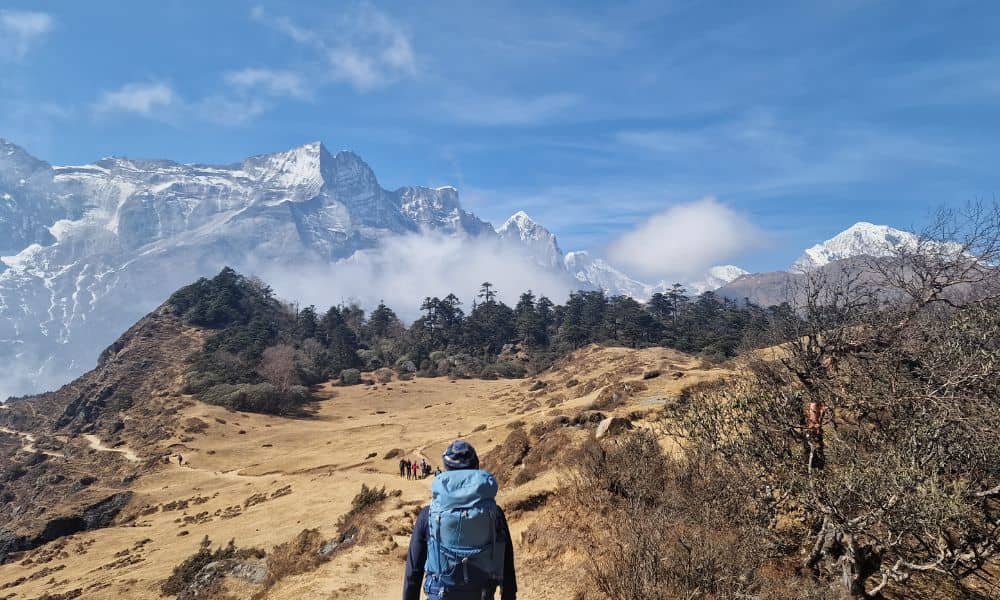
[422,462,431,478]
[434,466,442,477]
[403,440,516,600]
[176,454,184,466]
[399,458,409,479]
[411,461,420,479]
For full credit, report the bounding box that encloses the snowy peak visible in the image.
[564,251,653,299]
[791,222,918,272]
[241,140,331,196]
[684,265,750,295]
[497,211,563,270]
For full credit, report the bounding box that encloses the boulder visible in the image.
[229,557,268,585]
[595,417,632,439]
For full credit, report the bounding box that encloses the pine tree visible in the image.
[320,306,361,375]
[514,291,546,347]
[294,305,319,341]
[366,301,400,340]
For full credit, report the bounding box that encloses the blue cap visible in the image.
[442,439,479,470]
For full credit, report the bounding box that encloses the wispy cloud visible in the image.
[0,10,53,61]
[442,93,579,126]
[94,82,178,116]
[251,4,416,92]
[94,81,266,126]
[224,68,310,99]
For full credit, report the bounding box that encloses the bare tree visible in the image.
[257,344,298,393]
[669,204,1000,597]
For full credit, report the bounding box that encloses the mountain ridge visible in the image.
[0,137,915,400]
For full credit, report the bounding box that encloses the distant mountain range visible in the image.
[0,138,920,399]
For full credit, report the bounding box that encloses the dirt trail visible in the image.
[0,425,63,458]
[82,433,140,462]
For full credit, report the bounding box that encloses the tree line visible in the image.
[167,267,789,413]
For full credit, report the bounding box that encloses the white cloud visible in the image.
[0,10,53,61]
[607,197,764,280]
[194,95,268,126]
[252,232,576,321]
[444,93,579,126]
[251,4,416,92]
[95,82,178,116]
[224,68,310,99]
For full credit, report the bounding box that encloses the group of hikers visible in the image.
[402,440,516,600]
[398,456,440,480]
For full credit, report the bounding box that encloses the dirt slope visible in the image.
[0,345,728,599]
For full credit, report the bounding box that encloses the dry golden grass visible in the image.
[0,345,731,600]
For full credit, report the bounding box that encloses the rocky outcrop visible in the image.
[596,417,633,439]
[0,492,132,563]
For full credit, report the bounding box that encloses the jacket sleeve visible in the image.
[402,506,429,600]
[498,508,517,600]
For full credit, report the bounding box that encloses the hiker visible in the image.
[403,440,516,600]
[177,454,184,466]
[423,462,431,478]
[399,458,409,479]
[411,461,420,479]
[434,466,442,477]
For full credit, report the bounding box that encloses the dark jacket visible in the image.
[403,505,517,600]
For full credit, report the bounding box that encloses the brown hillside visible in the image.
[0,340,728,599]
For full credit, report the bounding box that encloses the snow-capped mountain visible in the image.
[0,140,498,400]
[684,265,750,295]
[496,211,563,270]
[564,251,655,298]
[0,137,750,400]
[791,222,919,272]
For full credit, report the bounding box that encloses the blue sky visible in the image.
[1,1,998,273]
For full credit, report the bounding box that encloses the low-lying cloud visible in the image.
[607,197,763,280]
[252,232,577,321]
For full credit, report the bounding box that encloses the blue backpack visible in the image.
[424,469,506,592]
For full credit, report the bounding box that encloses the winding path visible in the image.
[82,434,140,462]
[0,426,64,458]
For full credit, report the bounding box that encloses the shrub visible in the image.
[340,369,361,385]
[161,537,264,598]
[261,529,327,590]
[492,361,526,378]
[435,359,452,375]
[395,358,417,373]
[199,383,308,415]
[336,484,389,532]
[357,349,382,371]
[373,368,393,384]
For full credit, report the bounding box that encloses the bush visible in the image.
[336,484,389,532]
[492,361,526,378]
[199,383,309,415]
[357,349,382,371]
[373,368,393,384]
[430,358,447,375]
[340,369,361,385]
[395,357,417,373]
[429,350,448,362]
[262,529,327,590]
[161,537,264,598]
